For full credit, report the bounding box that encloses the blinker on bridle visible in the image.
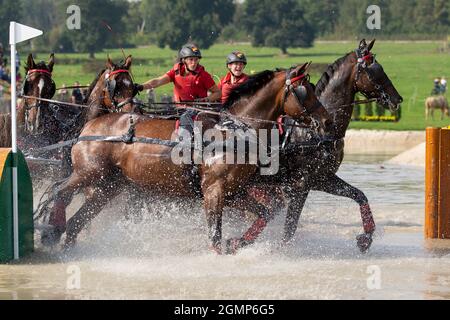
[355,49,398,111]
[104,69,133,111]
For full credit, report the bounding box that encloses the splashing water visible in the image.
[1,154,450,300]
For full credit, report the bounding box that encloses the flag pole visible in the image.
[9,21,19,260]
[9,21,43,260]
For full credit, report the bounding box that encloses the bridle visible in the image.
[22,69,55,110]
[22,68,56,133]
[104,69,134,112]
[354,49,398,111]
[283,67,321,125]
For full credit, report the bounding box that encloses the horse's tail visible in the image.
[0,113,12,148]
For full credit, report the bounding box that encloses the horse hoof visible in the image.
[41,226,64,247]
[225,238,241,255]
[209,243,222,255]
[356,233,373,253]
[62,239,76,253]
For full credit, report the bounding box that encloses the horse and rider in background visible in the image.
[426,77,449,120]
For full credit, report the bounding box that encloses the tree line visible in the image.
[0,0,449,57]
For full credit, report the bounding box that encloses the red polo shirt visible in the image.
[166,63,216,102]
[218,72,249,104]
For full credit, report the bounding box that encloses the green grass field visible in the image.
[31,41,450,130]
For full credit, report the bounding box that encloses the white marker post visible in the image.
[9,22,42,260]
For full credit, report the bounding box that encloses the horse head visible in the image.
[22,53,56,134]
[281,62,333,133]
[354,39,403,112]
[102,55,136,112]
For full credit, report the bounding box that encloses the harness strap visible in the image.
[77,135,182,148]
[27,69,52,76]
[288,73,306,85]
[108,69,129,77]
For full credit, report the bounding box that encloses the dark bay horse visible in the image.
[268,39,403,252]
[40,62,332,253]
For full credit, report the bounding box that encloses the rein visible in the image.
[339,98,378,108]
[55,85,90,91]
[22,96,311,131]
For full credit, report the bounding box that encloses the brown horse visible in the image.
[425,96,449,120]
[0,54,56,148]
[40,62,332,253]
[247,39,403,253]
[81,55,136,122]
[20,54,57,142]
[58,56,137,174]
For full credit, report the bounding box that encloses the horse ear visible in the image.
[27,53,36,71]
[123,55,132,69]
[359,39,367,49]
[48,53,55,72]
[367,39,376,52]
[305,61,312,73]
[106,55,114,70]
[297,62,309,75]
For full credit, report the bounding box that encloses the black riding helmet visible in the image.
[226,51,247,67]
[178,44,202,60]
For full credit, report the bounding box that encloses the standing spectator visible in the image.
[71,81,84,105]
[58,84,70,102]
[0,63,10,83]
[82,83,90,101]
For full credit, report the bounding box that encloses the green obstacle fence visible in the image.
[0,148,33,263]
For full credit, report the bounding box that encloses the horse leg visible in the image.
[203,182,225,254]
[224,188,282,254]
[282,187,310,243]
[311,174,375,253]
[41,173,86,246]
[64,173,126,248]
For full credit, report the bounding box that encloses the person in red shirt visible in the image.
[135,44,221,131]
[218,51,249,104]
[135,44,221,103]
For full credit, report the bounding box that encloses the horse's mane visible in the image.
[83,68,106,104]
[315,52,352,97]
[223,70,277,109]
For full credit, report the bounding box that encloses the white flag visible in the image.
[10,22,43,45]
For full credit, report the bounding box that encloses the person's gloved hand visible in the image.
[134,83,144,92]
